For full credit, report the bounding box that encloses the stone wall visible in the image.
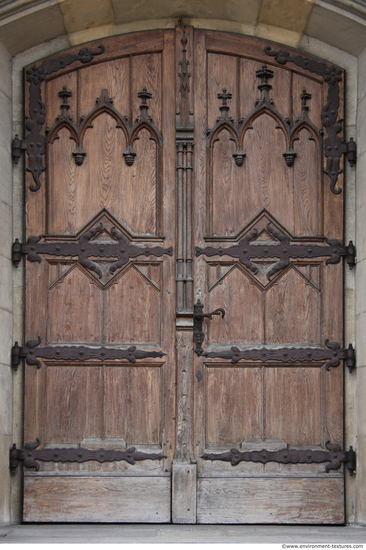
[0,39,12,526]
[355,45,366,526]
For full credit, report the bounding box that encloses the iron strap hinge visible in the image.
[12,229,173,275]
[10,439,166,474]
[11,337,166,370]
[196,235,356,281]
[202,442,356,475]
[203,341,355,372]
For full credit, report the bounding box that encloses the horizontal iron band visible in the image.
[202,442,355,475]
[203,341,355,371]
[12,337,165,369]
[10,439,165,473]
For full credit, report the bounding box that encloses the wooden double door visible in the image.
[21,27,348,523]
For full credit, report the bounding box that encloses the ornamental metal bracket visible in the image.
[13,44,105,191]
[193,300,225,356]
[10,439,165,473]
[196,225,356,280]
[202,441,356,475]
[12,223,173,277]
[11,337,165,370]
[264,46,357,194]
[203,340,355,372]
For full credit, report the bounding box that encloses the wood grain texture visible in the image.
[24,476,171,523]
[264,366,322,445]
[105,264,161,344]
[45,365,104,443]
[208,264,264,344]
[205,366,262,445]
[48,264,103,343]
[24,30,176,523]
[105,364,162,445]
[293,127,321,236]
[78,58,130,119]
[264,266,320,345]
[197,478,344,524]
[207,53,237,130]
[211,128,242,236]
[242,112,294,234]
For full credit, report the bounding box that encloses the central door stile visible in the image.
[172,25,197,524]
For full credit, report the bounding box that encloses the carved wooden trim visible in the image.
[176,27,194,313]
[203,340,355,372]
[47,87,162,168]
[207,64,321,168]
[264,46,356,194]
[12,45,105,191]
[202,441,356,475]
[12,337,166,369]
[205,64,323,235]
[10,439,165,473]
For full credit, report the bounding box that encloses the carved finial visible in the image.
[137,87,152,121]
[96,89,113,105]
[255,64,274,106]
[57,86,72,120]
[178,17,184,26]
[218,88,232,107]
[217,88,233,123]
[256,64,274,89]
[301,86,312,114]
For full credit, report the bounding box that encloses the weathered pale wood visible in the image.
[172,463,197,524]
[264,366,322,445]
[175,330,194,461]
[45,365,104,443]
[197,478,344,524]
[24,476,171,523]
[104,364,162,445]
[205,365,262,444]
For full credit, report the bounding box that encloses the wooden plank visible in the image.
[197,477,344,524]
[205,365,262,445]
[172,463,197,524]
[24,476,171,523]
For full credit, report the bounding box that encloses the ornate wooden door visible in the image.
[20,31,176,522]
[16,27,354,524]
[190,30,353,524]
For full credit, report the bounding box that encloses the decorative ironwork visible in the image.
[202,441,356,475]
[10,439,165,473]
[265,46,357,194]
[196,224,355,280]
[12,222,173,276]
[193,300,225,356]
[203,340,355,372]
[12,337,166,369]
[46,87,161,168]
[12,45,105,191]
